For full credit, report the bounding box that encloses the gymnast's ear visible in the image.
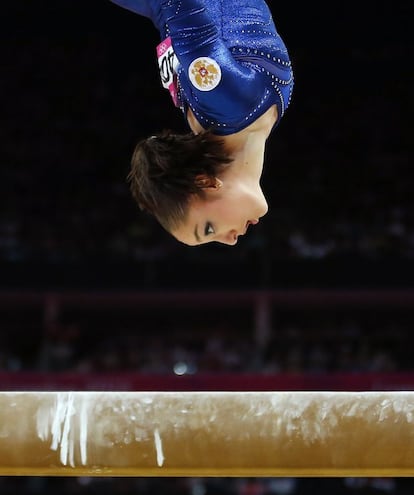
[194,175,223,190]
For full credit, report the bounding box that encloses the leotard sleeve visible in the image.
[161,0,266,131]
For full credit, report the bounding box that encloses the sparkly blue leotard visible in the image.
[110,0,294,135]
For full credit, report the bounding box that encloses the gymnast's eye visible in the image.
[204,223,215,236]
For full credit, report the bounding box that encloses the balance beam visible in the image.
[1,391,414,477]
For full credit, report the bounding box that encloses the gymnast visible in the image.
[109,0,294,246]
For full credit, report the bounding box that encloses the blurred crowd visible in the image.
[0,476,408,495]
[0,307,411,375]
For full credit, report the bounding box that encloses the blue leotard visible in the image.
[110,0,294,135]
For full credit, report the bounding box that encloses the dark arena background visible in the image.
[1,0,413,493]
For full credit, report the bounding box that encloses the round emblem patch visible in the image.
[188,57,222,91]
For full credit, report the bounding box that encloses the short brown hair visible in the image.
[127,130,233,231]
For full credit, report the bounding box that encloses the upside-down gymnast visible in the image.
[109,0,294,246]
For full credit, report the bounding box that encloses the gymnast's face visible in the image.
[172,176,268,246]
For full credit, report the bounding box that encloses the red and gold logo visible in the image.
[189,57,222,91]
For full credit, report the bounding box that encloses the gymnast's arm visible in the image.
[161,0,264,130]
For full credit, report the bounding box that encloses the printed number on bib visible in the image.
[156,37,179,107]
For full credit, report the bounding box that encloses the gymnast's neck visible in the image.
[187,104,277,180]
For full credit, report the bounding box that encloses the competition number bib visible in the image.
[156,37,179,107]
